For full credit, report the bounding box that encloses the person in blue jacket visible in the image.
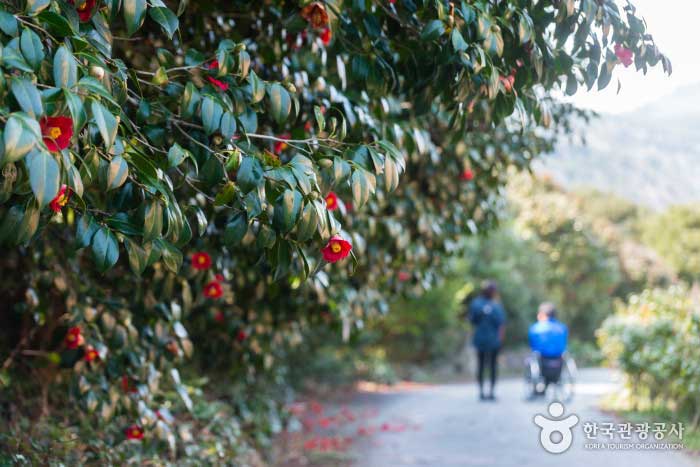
[468,281,506,401]
[528,302,568,358]
[528,302,568,391]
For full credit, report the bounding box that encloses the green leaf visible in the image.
[17,201,40,245]
[157,239,182,273]
[124,238,148,275]
[91,226,119,272]
[223,213,248,246]
[272,189,302,233]
[518,13,533,44]
[483,28,504,57]
[384,154,400,192]
[0,206,23,245]
[167,143,190,168]
[236,156,263,193]
[333,157,351,183]
[0,10,18,36]
[296,202,318,242]
[214,181,236,206]
[65,160,83,198]
[53,46,78,89]
[237,107,258,134]
[188,206,207,236]
[351,169,374,208]
[451,28,468,52]
[64,90,86,131]
[26,149,60,207]
[220,112,237,140]
[237,49,250,78]
[598,60,613,90]
[4,113,40,163]
[11,78,43,118]
[76,214,99,248]
[314,106,325,132]
[25,0,50,16]
[180,82,200,119]
[20,29,45,70]
[149,7,178,39]
[421,20,445,41]
[267,83,291,125]
[247,71,265,103]
[106,155,128,190]
[36,11,74,36]
[123,0,147,36]
[2,40,32,72]
[142,200,163,242]
[91,101,118,150]
[200,96,223,135]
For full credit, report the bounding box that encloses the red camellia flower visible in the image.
[64,326,84,349]
[49,184,71,213]
[191,252,212,270]
[121,375,138,393]
[40,116,73,152]
[499,74,515,93]
[207,76,229,91]
[214,310,225,323]
[125,424,144,440]
[208,60,219,71]
[68,0,96,22]
[321,235,352,263]
[325,192,339,211]
[215,273,225,282]
[236,330,247,342]
[320,27,332,46]
[398,271,411,282]
[84,346,99,362]
[614,44,634,67]
[300,2,329,29]
[203,281,223,299]
[274,134,290,154]
[460,169,474,181]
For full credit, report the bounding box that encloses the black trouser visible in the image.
[477,348,499,395]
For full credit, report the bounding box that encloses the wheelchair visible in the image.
[523,351,576,402]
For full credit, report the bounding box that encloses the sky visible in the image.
[570,0,700,114]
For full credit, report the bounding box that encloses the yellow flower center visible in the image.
[49,127,62,139]
[197,256,206,264]
[326,196,335,207]
[57,194,68,207]
[77,2,88,11]
[67,334,75,341]
[132,429,140,437]
[331,243,342,253]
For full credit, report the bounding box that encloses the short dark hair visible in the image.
[538,302,557,318]
[481,280,497,299]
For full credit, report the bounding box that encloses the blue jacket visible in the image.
[528,318,568,358]
[468,296,506,351]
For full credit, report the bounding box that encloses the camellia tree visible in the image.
[0,0,668,462]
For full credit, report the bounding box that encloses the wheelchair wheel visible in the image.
[556,357,576,402]
[522,357,540,400]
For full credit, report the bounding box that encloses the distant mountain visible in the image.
[535,83,700,209]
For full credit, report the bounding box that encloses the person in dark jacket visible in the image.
[468,281,506,401]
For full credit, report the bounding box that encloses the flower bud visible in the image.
[90,65,105,80]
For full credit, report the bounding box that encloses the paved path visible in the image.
[346,368,696,467]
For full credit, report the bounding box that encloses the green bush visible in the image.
[599,287,700,425]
